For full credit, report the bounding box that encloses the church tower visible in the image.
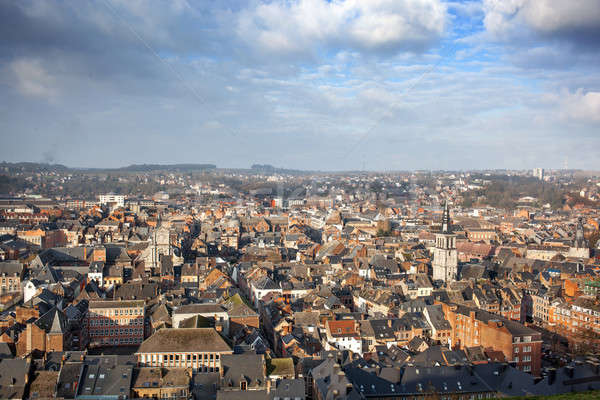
[568,217,590,258]
[432,202,458,283]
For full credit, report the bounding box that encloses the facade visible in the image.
[131,367,191,399]
[442,304,543,376]
[86,300,145,347]
[324,320,362,355]
[98,194,125,207]
[432,203,458,283]
[0,261,22,295]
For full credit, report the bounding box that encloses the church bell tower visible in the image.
[432,201,458,283]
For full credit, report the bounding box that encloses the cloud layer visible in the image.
[236,0,447,56]
[0,0,599,170]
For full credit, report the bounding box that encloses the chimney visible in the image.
[548,368,556,385]
[333,363,341,377]
[346,383,353,395]
[592,361,600,375]
[565,366,574,378]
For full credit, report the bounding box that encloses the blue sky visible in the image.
[0,0,599,170]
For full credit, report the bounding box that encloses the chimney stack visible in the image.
[548,368,556,385]
[565,365,574,378]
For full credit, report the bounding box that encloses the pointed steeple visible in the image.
[442,201,451,233]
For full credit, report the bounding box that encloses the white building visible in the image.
[325,320,362,355]
[98,193,125,207]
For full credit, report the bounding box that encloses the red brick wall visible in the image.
[16,306,39,324]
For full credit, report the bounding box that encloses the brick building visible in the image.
[442,303,542,376]
[86,300,145,347]
[16,307,69,356]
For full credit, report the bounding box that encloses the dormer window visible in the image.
[240,381,247,391]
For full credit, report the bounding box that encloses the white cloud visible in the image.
[543,89,600,123]
[10,58,57,98]
[236,0,447,56]
[559,89,600,123]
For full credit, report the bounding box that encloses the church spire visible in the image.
[442,201,451,233]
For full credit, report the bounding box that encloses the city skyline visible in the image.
[1,0,599,170]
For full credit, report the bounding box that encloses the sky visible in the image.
[0,0,599,171]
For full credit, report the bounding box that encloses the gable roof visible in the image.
[35,307,67,334]
[137,328,231,354]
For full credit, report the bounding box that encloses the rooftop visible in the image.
[137,328,231,354]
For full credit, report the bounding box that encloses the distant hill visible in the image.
[250,164,315,175]
[0,162,216,173]
[0,162,69,173]
[118,164,216,172]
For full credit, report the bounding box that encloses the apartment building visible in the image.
[0,261,23,295]
[442,303,542,376]
[98,194,125,207]
[86,300,145,347]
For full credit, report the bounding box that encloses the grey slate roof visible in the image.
[35,306,68,334]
